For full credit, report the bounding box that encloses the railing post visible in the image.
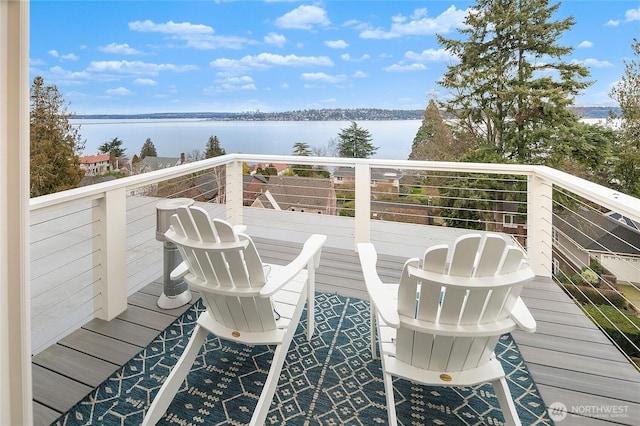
[94,187,127,320]
[225,159,243,226]
[354,163,371,251]
[528,171,553,278]
[1,1,32,424]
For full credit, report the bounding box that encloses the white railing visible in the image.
[29,154,640,359]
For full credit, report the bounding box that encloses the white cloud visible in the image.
[129,20,253,49]
[264,32,286,47]
[61,53,79,61]
[210,53,333,73]
[326,40,348,49]
[352,70,367,78]
[341,53,370,62]
[383,63,427,72]
[577,41,593,49]
[301,72,346,83]
[405,48,454,62]
[87,60,197,76]
[275,5,330,30]
[606,19,619,27]
[106,87,133,96]
[133,78,158,86]
[129,19,214,35]
[204,76,257,94]
[48,50,78,61]
[99,43,142,55]
[360,6,467,39]
[625,7,640,22]
[572,58,614,68]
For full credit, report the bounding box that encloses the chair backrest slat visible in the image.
[474,235,506,277]
[448,234,481,276]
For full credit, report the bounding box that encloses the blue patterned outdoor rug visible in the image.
[53,293,552,425]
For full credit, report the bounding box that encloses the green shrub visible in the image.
[561,283,627,309]
[583,305,640,359]
[340,200,355,217]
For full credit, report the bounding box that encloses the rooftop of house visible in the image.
[80,154,110,164]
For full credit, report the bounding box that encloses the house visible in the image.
[251,175,337,215]
[79,154,111,176]
[243,173,268,205]
[553,207,640,285]
[333,166,402,195]
[132,154,185,174]
[251,162,290,176]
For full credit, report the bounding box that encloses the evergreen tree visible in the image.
[205,135,226,158]
[409,100,465,161]
[98,137,127,169]
[292,142,313,177]
[610,39,640,197]
[293,142,312,156]
[140,138,157,159]
[337,122,377,158]
[437,0,591,165]
[30,76,85,197]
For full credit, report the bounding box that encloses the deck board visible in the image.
[31,236,640,425]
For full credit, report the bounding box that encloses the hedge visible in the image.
[561,283,627,309]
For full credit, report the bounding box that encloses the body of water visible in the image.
[72,119,423,161]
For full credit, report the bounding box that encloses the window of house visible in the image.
[552,228,559,246]
[503,214,516,228]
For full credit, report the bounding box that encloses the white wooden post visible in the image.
[94,187,128,320]
[527,172,553,278]
[225,159,243,226]
[0,0,32,424]
[354,163,371,251]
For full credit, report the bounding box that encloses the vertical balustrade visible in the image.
[527,172,554,278]
[93,187,128,320]
[354,163,372,250]
[225,159,244,226]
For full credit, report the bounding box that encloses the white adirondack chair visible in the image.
[358,233,537,426]
[143,205,326,426]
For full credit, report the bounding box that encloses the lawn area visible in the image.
[619,284,640,311]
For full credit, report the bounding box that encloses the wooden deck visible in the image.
[32,237,640,425]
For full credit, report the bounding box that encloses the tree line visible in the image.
[30,0,640,198]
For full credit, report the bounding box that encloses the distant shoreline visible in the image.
[74,106,619,121]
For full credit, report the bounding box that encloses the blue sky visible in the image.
[30,1,640,115]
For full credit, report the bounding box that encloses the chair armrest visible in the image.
[357,243,400,328]
[260,234,327,297]
[170,261,190,281]
[511,297,536,333]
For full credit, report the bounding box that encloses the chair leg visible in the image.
[142,324,208,426]
[491,376,521,426]
[250,314,300,425]
[383,371,397,426]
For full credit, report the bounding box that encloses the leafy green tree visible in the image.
[409,100,467,161]
[205,135,226,158]
[337,121,377,158]
[98,137,127,169]
[610,39,640,196]
[437,0,591,166]
[293,142,312,156]
[30,76,85,197]
[140,138,157,159]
